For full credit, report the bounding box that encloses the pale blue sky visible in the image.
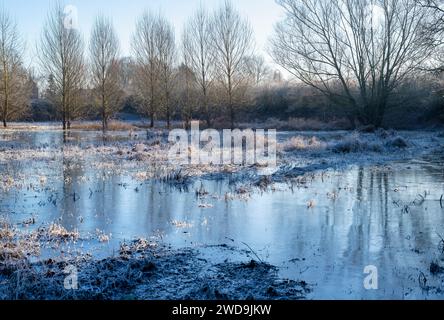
[1,0,285,72]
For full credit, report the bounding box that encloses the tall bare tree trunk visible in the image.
[62,91,66,131]
[2,84,8,128]
[90,15,122,134]
[165,89,171,129]
[211,1,253,130]
[183,5,216,128]
[2,69,9,128]
[203,89,211,127]
[0,8,29,128]
[38,3,84,133]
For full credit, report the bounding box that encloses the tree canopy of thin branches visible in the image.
[132,12,168,128]
[90,15,122,132]
[38,3,85,130]
[271,0,438,127]
[211,0,254,129]
[244,55,270,87]
[0,8,30,127]
[182,5,215,127]
[156,15,176,129]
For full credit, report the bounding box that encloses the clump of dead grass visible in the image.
[0,219,40,264]
[280,136,324,152]
[70,121,138,131]
[43,224,79,241]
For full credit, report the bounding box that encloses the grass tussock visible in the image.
[280,136,324,152]
[386,136,409,149]
[0,219,40,264]
[0,220,14,240]
[329,132,409,154]
[330,134,384,153]
[45,224,79,241]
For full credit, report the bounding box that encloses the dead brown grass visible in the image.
[69,121,138,131]
[280,136,324,152]
[0,219,40,263]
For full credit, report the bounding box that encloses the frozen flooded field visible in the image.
[1,126,444,299]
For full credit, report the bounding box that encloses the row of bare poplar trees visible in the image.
[2,0,443,130]
[0,1,268,130]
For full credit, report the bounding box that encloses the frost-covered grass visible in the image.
[278,130,411,155]
[0,127,442,194]
[1,126,443,300]
[280,136,324,152]
[0,218,40,264]
[0,221,310,300]
[45,224,80,242]
[271,130,443,183]
[329,133,385,153]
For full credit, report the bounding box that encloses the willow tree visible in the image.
[183,5,215,127]
[39,3,85,130]
[155,15,176,129]
[211,0,254,129]
[271,0,437,127]
[0,8,30,127]
[132,12,160,128]
[90,15,122,132]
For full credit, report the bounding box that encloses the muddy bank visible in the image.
[0,239,310,300]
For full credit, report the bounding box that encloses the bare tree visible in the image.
[415,1,444,73]
[178,30,196,129]
[211,0,254,129]
[156,15,176,129]
[417,0,444,31]
[38,3,85,130]
[176,62,197,129]
[119,57,136,94]
[183,5,215,127]
[90,15,122,132]
[132,12,160,128]
[0,8,30,127]
[244,55,270,87]
[271,0,437,127]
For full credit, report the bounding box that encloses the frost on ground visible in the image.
[271,130,443,183]
[0,221,310,300]
[0,128,442,192]
[1,127,443,300]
